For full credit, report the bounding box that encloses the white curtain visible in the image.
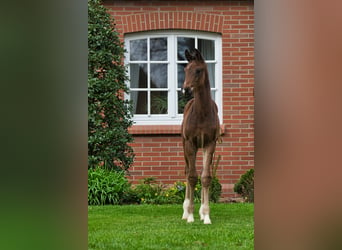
[198,39,215,100]
[129,64,140,114]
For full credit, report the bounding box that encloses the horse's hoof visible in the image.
[203,215,211,224]
[187,214,194,223]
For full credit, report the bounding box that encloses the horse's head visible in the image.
[183,49,207,93]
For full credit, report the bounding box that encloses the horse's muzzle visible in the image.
[182,87,193,97]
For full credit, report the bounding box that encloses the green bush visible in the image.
[209,177,222,203]
[132,177,163,204]
[88,167,131,205]
[172,180,201,203]
[131,177,181,205]
[234,169,254,203]
[88,0,134,171]
[131,176,221,205]
[210,155,222,203]
[131,155,223,204]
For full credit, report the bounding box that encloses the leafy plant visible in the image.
[210,154,222,203]
[131,174,221,205]
[173,155,222,203]
[88,167,130,205]
[210,177,222,203]
[172,180,201,203]
[151,95,168,114]
[132,177,175,204]
[234,168,254,203]
[88,0,134,171]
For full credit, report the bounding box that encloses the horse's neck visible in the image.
[193,80,212,115]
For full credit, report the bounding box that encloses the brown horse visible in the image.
[181,48,220,224]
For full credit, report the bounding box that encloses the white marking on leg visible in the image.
[203,215,211,224]
[182,199,190,220]
[199,204,204,220]
[187,213,194,223]
[200,204,211,224]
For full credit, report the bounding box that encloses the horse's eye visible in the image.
[195,69,201,75]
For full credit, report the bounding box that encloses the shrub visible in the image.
[88,0,134,171]
[131,176,221,205]
[121,187,140,205]
[173,179,222,203]
[132,177,163,204]
[172,180,201,203]
[88,167,130,205]
[131,155,223,204]
[234,169,254,203]
[209,177,222,203]
[131,177,181,205]
[210,155,222,203]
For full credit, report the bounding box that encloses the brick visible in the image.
[160,7,177,11]
[143,152,161,157]
[144,171,161,176]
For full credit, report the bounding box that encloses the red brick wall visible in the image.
[103,0,254,200]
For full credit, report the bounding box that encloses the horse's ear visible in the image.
[193,48,204,62]
[185,49,192,62]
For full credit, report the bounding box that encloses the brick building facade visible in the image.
[103,0,254,199]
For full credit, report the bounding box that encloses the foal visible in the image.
[181,49,220,224]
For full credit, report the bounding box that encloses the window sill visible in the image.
[128,125,181,135]
[128,124,226,135]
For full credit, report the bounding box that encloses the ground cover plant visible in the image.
[88,168,131,205]
[88,203,254,249]
[88,174,222,205]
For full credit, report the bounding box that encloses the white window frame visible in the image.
[124,30,222,125]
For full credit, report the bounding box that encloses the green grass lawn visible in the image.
[88,203,254,250]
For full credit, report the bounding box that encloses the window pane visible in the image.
[151,91,168,114]
[131,91,147,114]
[150,64,167,88]
[177,37,195,60]
[177,64,187,88]
[150,38,167,61]
[130,39,147,61]
[198,39,215,60]
[207,63,215,88]
[130,63,147,88]
[211,90,216,102]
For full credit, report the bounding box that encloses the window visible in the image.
[125,31,222,125]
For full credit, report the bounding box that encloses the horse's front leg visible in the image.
[182,140,197,223]
[199,144,215,224]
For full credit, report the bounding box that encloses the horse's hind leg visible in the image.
[199,143,215,224]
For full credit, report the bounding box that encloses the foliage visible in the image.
[129,156,222,204]
[172,155,222,203]
[88,0,134,171]
[87,172,222,206]
[210,177,222,203]
[151,95,168,114]
[234,168,254,203]
[172,180,202,203]
[210,154,222,202]
[129,176,221,205]
[88,203,254,249]
[88,167,131,205]
[87,158,223,206]
[131,177,183,204]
